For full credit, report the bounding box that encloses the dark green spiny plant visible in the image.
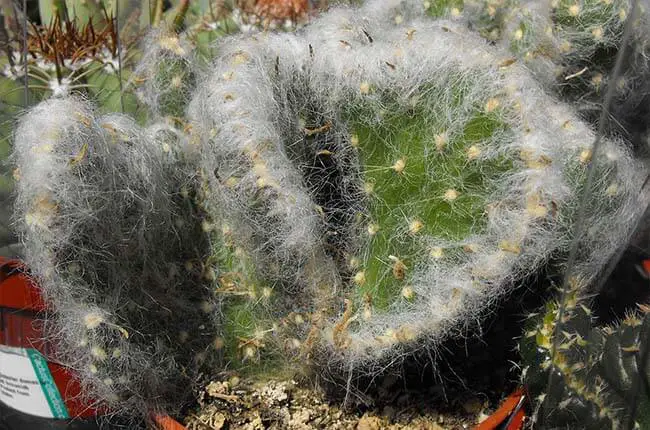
[522,279,650,429]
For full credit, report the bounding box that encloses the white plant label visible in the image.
[0,344,69,418]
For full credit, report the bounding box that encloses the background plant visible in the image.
[521,278,650,429]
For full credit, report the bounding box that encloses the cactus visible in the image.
[0,6,140,255]
[6,0,650,422]
[131,28,197,120]
[0,0,243,256]
[187,0,649,373]
[11,96,220,418]
[6,0,318,415]
[521,280,650,429]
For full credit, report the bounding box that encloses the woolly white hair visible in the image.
[188,0,649,371]
[12,95,219,418]
[130,27,198,120]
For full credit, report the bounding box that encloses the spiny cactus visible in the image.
[11,95,220,418]
[187,0,649,374]
[0,7,139,256]
[521,280,650,429]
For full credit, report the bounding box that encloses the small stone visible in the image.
[211,413,227,429]
[290,408,311,426]
[357,414,383,430]
[206,381,230,397]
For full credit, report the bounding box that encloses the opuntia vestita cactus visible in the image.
[12,95,219,417]
[8,0,650,420]
[188,0,649,371]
